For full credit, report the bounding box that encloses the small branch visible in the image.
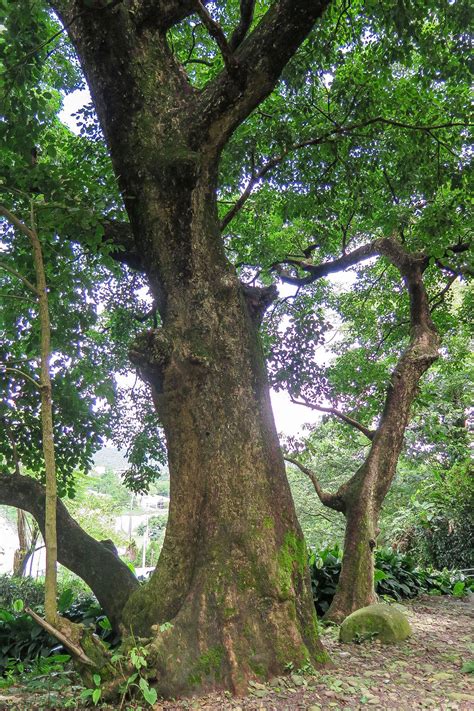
[25,607,95,667]
[382,167,399,205]
[429,274,458,312]
[3,367,41,390]
[0,260,39,296]
[0,292,37,304]
[298,507,335,523]
[290,395,375,441]
[284,456,346,513]
[193,0,239,74]
[374,318,410,354]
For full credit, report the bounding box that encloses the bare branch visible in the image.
[25,607,95,667]
[289,395,375,441]
[284,456,345,513]
[2,367,41,390]
[429,274,458,312]
[1,204,34,240]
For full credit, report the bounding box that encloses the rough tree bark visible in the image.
[49,0,332,695]
[282,237,440,623]
[0,472,139,630]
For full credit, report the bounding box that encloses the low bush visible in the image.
[0,575,45,610]
[0,603,58,673]
[0,577,116,674]
[309,545,474,617]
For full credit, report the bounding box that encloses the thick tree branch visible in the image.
[229,0,256,50]
[193,0,239,75]
[0,472,139,630]
[284,456,345,513]
[133,0,211,31]
[193,0,331,148]
[289,395,375,441]
[273,241,381,285]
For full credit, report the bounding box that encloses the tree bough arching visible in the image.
[45,0,332,695]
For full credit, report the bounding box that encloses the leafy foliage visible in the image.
[0,579,115,673]
[388,461,474,570]
[0,575,45,610]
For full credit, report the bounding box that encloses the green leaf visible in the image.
[12,599,24,613]
[57,588,74,613]
[92,687,101,704]
[461,660,474,674]
[140,677,157,706]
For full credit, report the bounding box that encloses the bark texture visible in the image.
[282,238,440,622]
[49,0,332,695]
[0,472,139,630]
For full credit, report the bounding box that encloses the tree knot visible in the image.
[241,283,278,326]
[129,329,172,391]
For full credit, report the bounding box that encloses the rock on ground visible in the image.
[339,602,412,644]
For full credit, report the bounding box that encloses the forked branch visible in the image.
[284,456,346,512]
[230,0,256,49]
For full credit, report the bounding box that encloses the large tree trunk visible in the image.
[123,175,326,695]
[325,253,440,621]
[50,0,331,696]
[283,240,440,623]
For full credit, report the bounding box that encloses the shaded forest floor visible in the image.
[0,595,472,710]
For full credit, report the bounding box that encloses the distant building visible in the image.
[137,494,169,511]
[0,516,18,574]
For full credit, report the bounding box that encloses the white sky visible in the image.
[59,90,353,437]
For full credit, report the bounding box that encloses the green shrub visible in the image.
[0,575,45,610]
[0,577,116,674]
[0,606,58,673]
[308,545,342,617]
[388,461,474,570]
[309,545,474,617]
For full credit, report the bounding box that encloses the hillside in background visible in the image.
[92,447,128,471]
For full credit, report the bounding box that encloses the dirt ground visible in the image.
[1,595,472,710]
